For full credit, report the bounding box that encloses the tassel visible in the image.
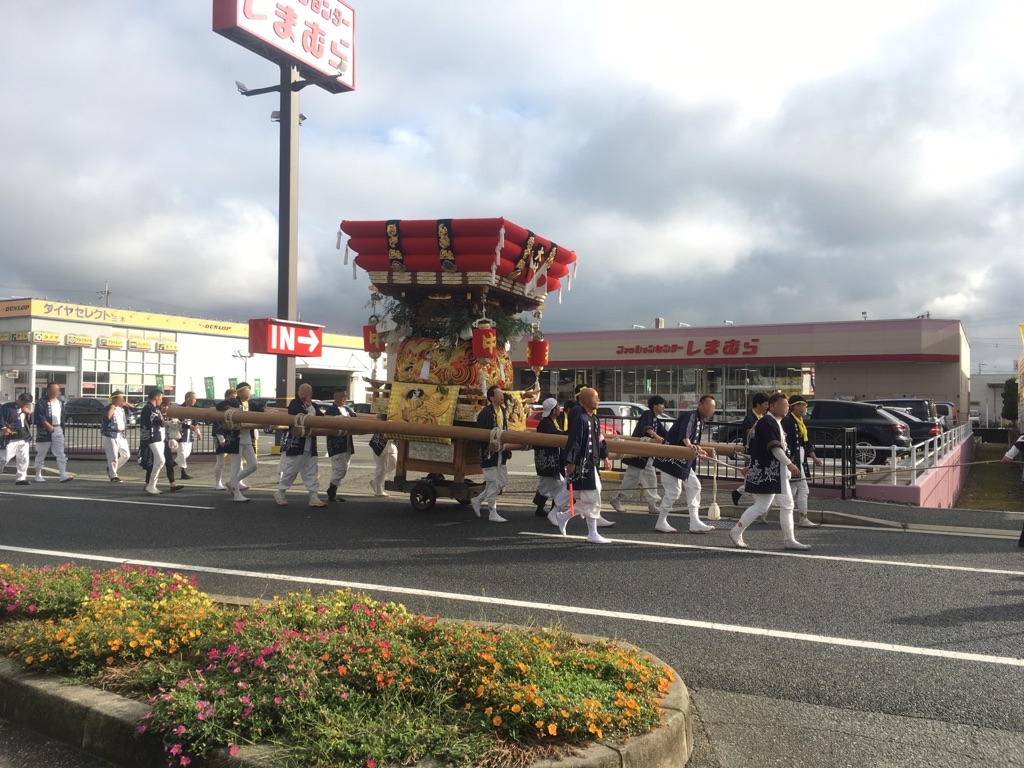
[336,228,343,249]
[558,287,562,304]
[572,260,578,279]
[352,261,357,280]
[494,225,505,266]
[343,242,350,265]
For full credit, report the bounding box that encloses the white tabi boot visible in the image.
[655,506,677,534]
[781,507,811,550]
[586,516,611,544]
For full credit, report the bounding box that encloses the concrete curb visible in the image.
[0,627,692,768]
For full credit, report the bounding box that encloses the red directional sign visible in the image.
[248,318,323,357]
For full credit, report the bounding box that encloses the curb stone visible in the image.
[0,630,692,768]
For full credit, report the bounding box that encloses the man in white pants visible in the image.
[32,382,73,483]
[212,387,237,490]
[101,390,131,482]
[324,387,355,502]
[217,383,264,503]
[553,388,613,544]
[1,394,34,484]
[139,389,167,496]
[470,385,513,523]
[730,392,810,551]
[176,391,202,479]
[369,430,396,497]
[653,395,717,534]
[273,384,327,507]
[611,395,667,514]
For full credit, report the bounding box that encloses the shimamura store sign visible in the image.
[615,338,760,358]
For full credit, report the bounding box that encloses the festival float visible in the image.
[338,216,575,509]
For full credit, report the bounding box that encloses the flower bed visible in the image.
[0,563,673,768]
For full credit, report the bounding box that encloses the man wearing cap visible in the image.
[138,389,167,495]
[273,383,328,508]
[1,393,34,485]
[216,382,265,503]
[32,381,73,483]
[212,387,237,490]
[324,387,356,502]
[611,395,667,515]
[175,391,202,480]
[101,391,131,482]
[532,397,567,518]
[781,395,822,528]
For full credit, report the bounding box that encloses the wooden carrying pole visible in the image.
[164,406,742,461]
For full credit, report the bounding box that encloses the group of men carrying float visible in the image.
[508,386,820,548]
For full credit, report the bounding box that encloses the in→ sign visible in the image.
[247,318,324,357]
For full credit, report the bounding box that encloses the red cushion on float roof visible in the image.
[347,235,523,261]
[454,255,516,277]
[403,255,444,271]
[546,261,568,279]
[352,254,392,271]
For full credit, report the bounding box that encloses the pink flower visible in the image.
[273,696,283,705]
[173,725,186,736]
[180,758,191,767]
[229,745,240,757]
[169,744,182,756]
[136,725,147,734]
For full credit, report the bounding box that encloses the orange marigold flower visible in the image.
[493,716,502,727]
[511,704,521,714]
[547,723,557,736]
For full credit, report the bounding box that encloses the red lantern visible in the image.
[472,324,497,359]
[363,324,385,354]
[526,339,549,371]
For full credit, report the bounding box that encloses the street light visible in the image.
[232,350,255,381]
[234,64,346,405]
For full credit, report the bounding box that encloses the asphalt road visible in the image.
[2,440,1023,767]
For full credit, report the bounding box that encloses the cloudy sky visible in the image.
[1,1,1021,372]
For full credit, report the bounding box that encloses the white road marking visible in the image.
[519,531,1024,576]
[0,492,215,510]
[0,544,1021,669]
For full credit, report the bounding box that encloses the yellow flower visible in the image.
[493,715,502,727]
[511,704,521,714]
[547,723,557,736]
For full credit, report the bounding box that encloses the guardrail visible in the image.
[878,423,973,484]
[29,424,223,460]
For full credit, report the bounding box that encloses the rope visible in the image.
[223,408,239,429]
[489,426,504,453]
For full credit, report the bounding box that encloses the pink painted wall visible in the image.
[855,437,976,507]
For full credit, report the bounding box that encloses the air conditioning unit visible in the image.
[3,370,18,379]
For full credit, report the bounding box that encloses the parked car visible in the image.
[880,407,942,443]
[62,397,108,426]
[968,409,980,427]
[804,399,912,465]
[933,401,957,430]
[861,398,941,430]
[525,405,620,435]
[596,401,649,436]
[351,403,373,414]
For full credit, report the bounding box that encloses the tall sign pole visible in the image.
[277,63,300,403]
[213,0,356,405]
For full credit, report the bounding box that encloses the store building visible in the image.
[0,298,379,404]
[512,317,971,420]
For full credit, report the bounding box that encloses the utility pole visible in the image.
[99,282,111,307]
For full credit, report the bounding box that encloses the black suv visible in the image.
[862,399,941,429]
[62,397,108,426]
[804,399,912,465]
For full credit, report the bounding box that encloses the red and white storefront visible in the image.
[512,317,971,419]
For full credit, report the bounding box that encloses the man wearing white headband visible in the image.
[101,391,131,482]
